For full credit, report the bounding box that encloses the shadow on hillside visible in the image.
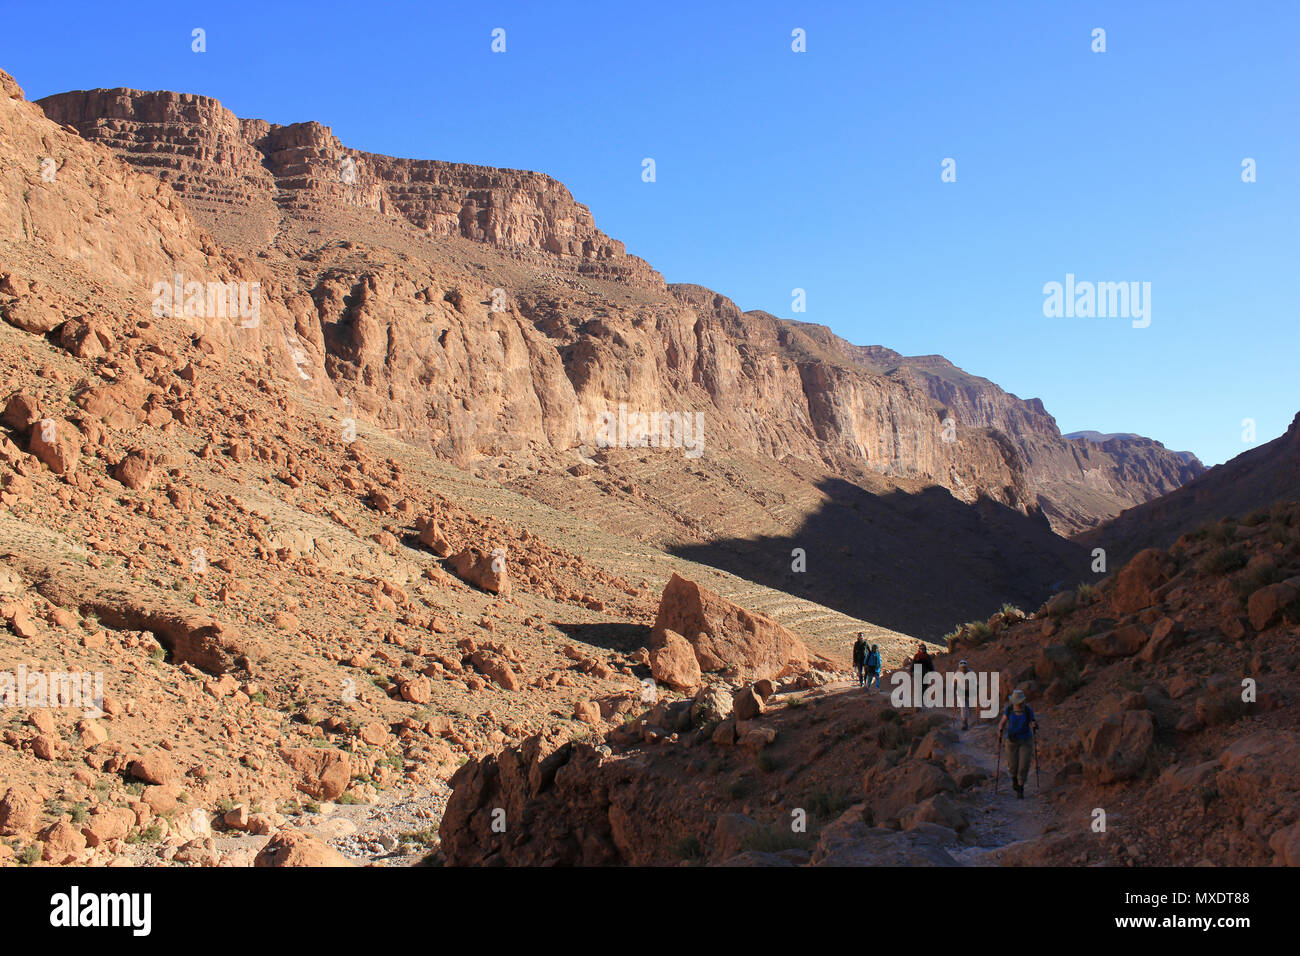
[553,621,652,654]
[669,478,1087,641]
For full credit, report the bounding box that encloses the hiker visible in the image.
[864,643,881,692]
[954,660,974,730]
[910,642,934,678]
[998,688,1039,799]
[852,633,867,686]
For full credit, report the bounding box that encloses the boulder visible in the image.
[254,831,353,867]
[1111,548,1172,614]
[1078,710,1154,783]
[28,417,79,475]
[732,685,765,721]
[128,752,178,786]
[1139,617,1184,664]
[861,760,957,825]
[650,628,701,692]
[1247,581,1299,631]
[447,547,510,596]
[415,515,452,557]
[277,747,352,800]
[0,784,40,835]
[2,298,63,334]
[112,449,156,491]
[1084,623,1147,658]
[651,573,809,682]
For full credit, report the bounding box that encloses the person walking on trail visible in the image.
[954,660,975,730]
[864,643,881,692]
[998,688,1039,799]
[910,642,934,677]
[852,634,867,687]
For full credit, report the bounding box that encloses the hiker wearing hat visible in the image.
[997,688,1039,798]
[955,660,974,730]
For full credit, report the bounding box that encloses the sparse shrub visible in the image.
[1075,583,1095,604]
[1060,663,1085,694]
[1206,520,1237,546]
[18,844,40,865]
[1062,624,1089,654]
[1198,547,1247,576]
[675,835,705,861]
[1241,507,1271,527]
[400,827,439,847]
[1236,563,1283,598]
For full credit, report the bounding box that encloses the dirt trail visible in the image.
[947,718,1057,864]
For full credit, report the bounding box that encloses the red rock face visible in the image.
[652,573,810,681]
[32,85,1203,534]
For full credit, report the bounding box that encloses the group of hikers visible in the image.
[850,634,882,691]
[849,633,1040,799]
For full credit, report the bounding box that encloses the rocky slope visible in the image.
[34,83,1200,535]
[1079,413,1300,566]
[444,503,1300,867]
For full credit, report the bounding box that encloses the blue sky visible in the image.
[4,0,1297,465]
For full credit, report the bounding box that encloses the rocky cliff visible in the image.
[34,84,1200,534]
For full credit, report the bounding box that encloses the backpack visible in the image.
[1004,705,1036,740]
[865,649,880,671]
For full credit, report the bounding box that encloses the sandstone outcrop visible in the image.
[652,573,809,681]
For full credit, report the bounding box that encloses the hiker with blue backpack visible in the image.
[997,688,1039,799]
[864,643,881,692]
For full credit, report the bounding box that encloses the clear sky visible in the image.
[4,0,1297,465]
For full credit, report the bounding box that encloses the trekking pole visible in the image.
[994,730,1002,795]
[1033,729,1041,791]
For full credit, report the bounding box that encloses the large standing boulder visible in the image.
[651,574,809,682]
